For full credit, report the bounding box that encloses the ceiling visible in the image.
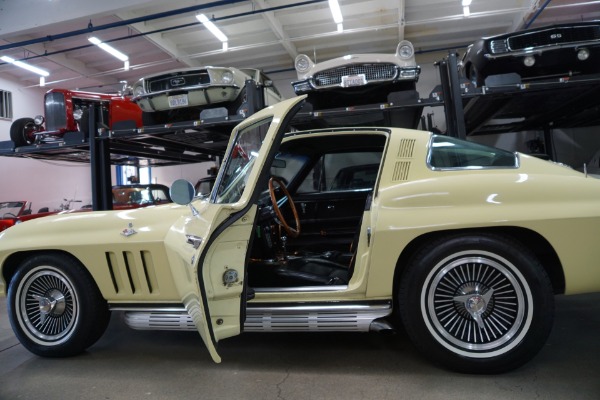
[0,0,599,93]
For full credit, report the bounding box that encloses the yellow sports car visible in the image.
[1,96,599,374]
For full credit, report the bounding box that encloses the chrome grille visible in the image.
[147,70,210,93]
[313,64,397,87]
[508,25,600,51]
[44,92,67,131]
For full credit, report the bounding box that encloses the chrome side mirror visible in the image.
[170,179,195,205]
[170,179,199,217]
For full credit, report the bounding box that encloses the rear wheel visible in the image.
[10,117,36,147]
[7,253,111,357]
[399,233,554,373]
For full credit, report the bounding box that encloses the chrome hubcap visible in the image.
[423,252,529,355]
[17,267,78,344]
[32,289,66,325]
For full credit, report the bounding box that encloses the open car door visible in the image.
[166,96,306,362]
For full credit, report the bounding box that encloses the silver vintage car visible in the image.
[292,41,420,108]
[132,67,283,124]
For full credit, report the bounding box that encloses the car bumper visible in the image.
[292,67,420,94]
[134,84,240,112]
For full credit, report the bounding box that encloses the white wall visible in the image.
[150,161,219,188]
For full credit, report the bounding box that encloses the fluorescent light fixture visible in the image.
[88,37,129,62]
[196,14,228,43]
[462,0,472,5]
[1,55,49,76]
[223,41,229,51]
[328,0,343,24]
[40,76,46,87]
[124,60,130,71]
[463,5,470,16]
[337,23,343,32]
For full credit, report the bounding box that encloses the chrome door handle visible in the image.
[186,235,203,249]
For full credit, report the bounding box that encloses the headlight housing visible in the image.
[211,69,235,84]
[133,84,145,97]
[295,54,313,74]
[73,108,83,121]
[34,115,45,125]
[396,40,414,59]
[221,71,234,84]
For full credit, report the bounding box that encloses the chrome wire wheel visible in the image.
[15,266,79,346]
[421,250,532,358]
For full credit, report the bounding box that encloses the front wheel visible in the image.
[7,253,111,357]
[10,117,37,147]
[399,233,554,373]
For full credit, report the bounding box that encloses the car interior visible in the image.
[247,132,387,288]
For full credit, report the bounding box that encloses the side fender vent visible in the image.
[105,251,159,295]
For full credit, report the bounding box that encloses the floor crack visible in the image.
[276,369,290,400]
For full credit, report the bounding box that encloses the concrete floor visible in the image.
[0,294,599,400]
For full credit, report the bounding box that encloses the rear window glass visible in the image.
[428,135,518,169]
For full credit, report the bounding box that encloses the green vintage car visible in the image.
[1,96,599,373]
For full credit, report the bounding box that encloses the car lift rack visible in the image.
[1,53,600,209]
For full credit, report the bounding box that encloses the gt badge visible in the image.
[121,223,137,237]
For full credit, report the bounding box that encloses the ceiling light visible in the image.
[196,14,228,43]
[463,6,471,16]
[1,55,49,76]
[329,0,343,24]
[462,0,472,6]
[88,37,129,62]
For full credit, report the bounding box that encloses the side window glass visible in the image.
[297,152,382,194]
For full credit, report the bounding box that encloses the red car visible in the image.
[0,185,171,232]
[0,201,56,232]
[9,88,143,147]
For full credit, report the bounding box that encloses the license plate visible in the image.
[168,94,189,108]
[341,74,367,87]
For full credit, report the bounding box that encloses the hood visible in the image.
[0,202,197,251]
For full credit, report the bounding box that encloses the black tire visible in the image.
[79,108,90,136]
[469,64,482,87]
[7,253,111,357]
[398,233,554,374]
[10,117,36,147]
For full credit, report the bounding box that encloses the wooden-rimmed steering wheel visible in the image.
[268,176,301,238]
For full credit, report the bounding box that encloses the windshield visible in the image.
[0,201,25,217]
[215,117,273,203]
